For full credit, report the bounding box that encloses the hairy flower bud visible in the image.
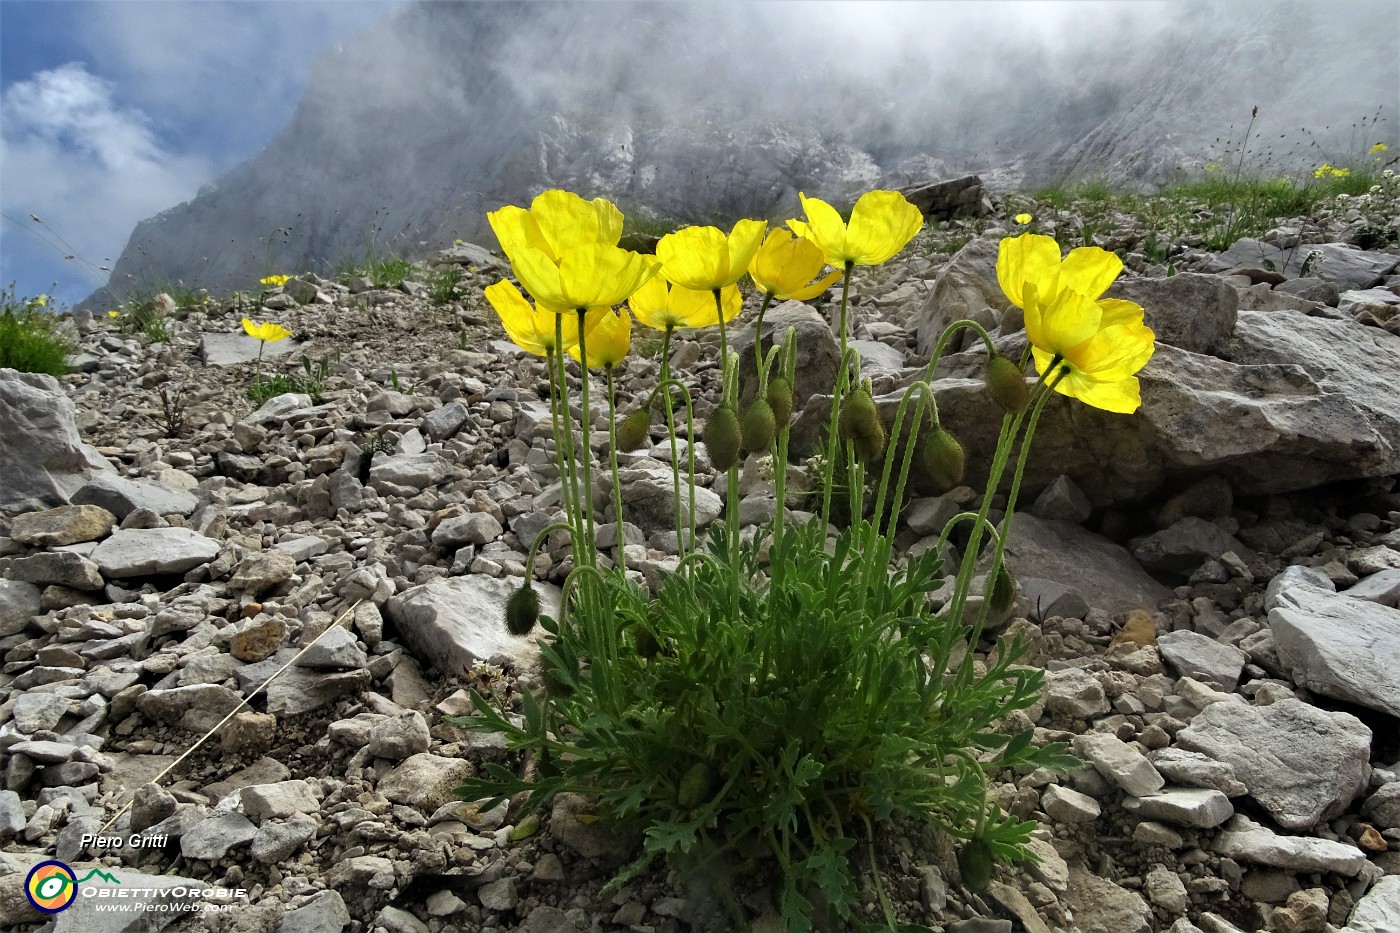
[988,563,1017,615]
[705,404,742,472]
[839,383,880,442]
[617,408,652,451]
[677,762,713,808]
[766,376,794,428]
[741,398,776,453]
[921,427,966,492]
[505,583,540,636]
[958,836,995,892]
[852,420,887,465]
[985,354,1030,414]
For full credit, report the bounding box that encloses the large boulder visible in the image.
[1203,238,1400,290]
[385,574,563,675]
[0,369,114,516]
[730,301,840,409]
[914,237,1010,354]
[998,514,1172,616]
[1102,273,1239,356]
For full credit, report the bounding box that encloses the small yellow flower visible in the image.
[34,295,48,307]
[788,190,923,267]
[454,238,464,245]
[748,229,843,302]
[241,318,292,343]
[629,276,742,331]
[1014,213,1033,225]
[656,220,768,292]
[569,307,631,369]
[1370,143,1389,155]
[483,280,604,357]
[996,233,1155,413]
[260,274,289,287]
[1204,162,1223,173]
[107,310,120,318]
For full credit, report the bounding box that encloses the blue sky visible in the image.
[1,0,403,310]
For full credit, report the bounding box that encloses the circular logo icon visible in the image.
[25,860,78,913]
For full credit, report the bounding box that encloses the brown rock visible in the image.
[1358,823,1389,854]
[1110,609,1159,650]
[230,617,288,662]
[222,711,277,755]
[10,504,117,547]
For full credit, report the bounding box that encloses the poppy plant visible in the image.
[788,190,923,268]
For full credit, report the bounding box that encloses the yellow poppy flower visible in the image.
[787,190,923,267]
[655,219,767,292]
[508,241,659,312]
[483,280,604,357]
[995,233,1155,414]
[1014,213,1033,225]
[629,276,742,331]
[241,318,292,342]
[568,308,631,369]
[488,189,624,266]
[107,310,120,318]
[260,274,289,287]
[748,229,843,301]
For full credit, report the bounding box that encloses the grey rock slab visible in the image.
[1122,789,1233,828]
[181,810,257,859]
[0,579,42,636]
[227,549,296,595]
[9,739,77,763]
[549,791,639,864]
[1147,748,1248,796]
[71,472,198,519]
[10,504,117,547]
[200,330,300,366]
[13,693,71,733]
[45,861,217,933]
[914,237,1011,354]
[1132,517,1257,579]
[1103,272,1239,355]
[1041,783,1101,823]
[281,890,350,933]
[1073,733,1164,797]
[1266,580,1400,718]
[250,812,316,863]
[1175,696,1370,830]
[1030,474,1092,524]
[138,684,243,734]
[378,753,473,813]
[0,370,115,516]
[241,780,319,822]
[90,527,219,577]
[7,551,104,590]
[0,789,24,835]
[1213,815,1368,876]
[421,401,471,441]
[431,512,503,548]
[999,514,1171,616]
[603,458,724,530]
[367,710,431,760]
[385,574,562,675]
[1065,862,1153,933]
[731,300,840,410]
[1156,630,1247,692]
[1340,568,1400,606]
[370,451,451,492]
[1344,874,1400,933]
[1362,782,1400,829]
[295,625,367,670]
[1044,667,1110,718]
[849,338,906,374]
[1204,238,1400,290]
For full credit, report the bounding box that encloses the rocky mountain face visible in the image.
[4,176,1400,929]
[86,0,1396,309]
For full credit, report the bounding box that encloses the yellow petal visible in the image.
[844,190,923,265]
[1095,298,1146,330]
[488,206,551,264]
[671,283,724,327]
[996,233,1061,310]
[723,219,768,283]
[511,245,569,309]
[484,280,546,356]
[628,275,675,331]
[1059,246,1123,301]
[784,268,844,302]
[796,193,849,266]
[569,307,631,368]
[656,226,729,291]
[1036,287,1102,356]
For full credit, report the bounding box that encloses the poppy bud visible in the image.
[617,408,652,451]
[705,404,742,472]
[741,398,776,453]
[985,354,1030,414]
[852,420,887,465]
[766,376,794,427]
[988,563,1017,615]
[630,624,660,660]
[958,836,995,892]
[505,583,540,636]
[921,427,966,492]
[840,383,880,442]
[677,762,713,808]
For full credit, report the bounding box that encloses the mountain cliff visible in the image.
[86,0,1397,308]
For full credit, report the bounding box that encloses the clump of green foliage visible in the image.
[246,353,334,406]
[426,264,467,305]
[0,285,72,376]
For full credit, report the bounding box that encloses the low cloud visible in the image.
[2,63,212,304]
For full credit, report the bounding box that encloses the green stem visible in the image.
[606,365,627,574]
[918,318,998,386]
[713,288,730,383]
[752,291,775,388]
[660,325,687,558]
[553,315,585,569]
[819,265,856,528]
[575,308,597,560]
[544,347,576,532]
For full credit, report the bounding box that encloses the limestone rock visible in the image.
[730,300,840,410]
[90,527,220,577]
[1156,630,1247,692]
[1122,789,1234,828]
[9,504,116,547]
[999,514,1171,616]
[8,552,104,591]
[0,370,115,516]
[138,684,244,734]
[1344,874,1400,933]
[378,753,473,813]
[0,580,42,636]
[200,330,300,366]
[1175,697,1370,831]
[228,549,296,595]
[1065,862,1153,933]
[1214,815,1368,876]
[386,575,561,675]
[915,237,1011,354]
[1132,517,1257,579]
[1103,273,1239,355]
[71,473,198,519]
[1203,239,1399,290]
[1073,733,1165,797]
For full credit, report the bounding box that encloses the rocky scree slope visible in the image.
[4,188,1400,931]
